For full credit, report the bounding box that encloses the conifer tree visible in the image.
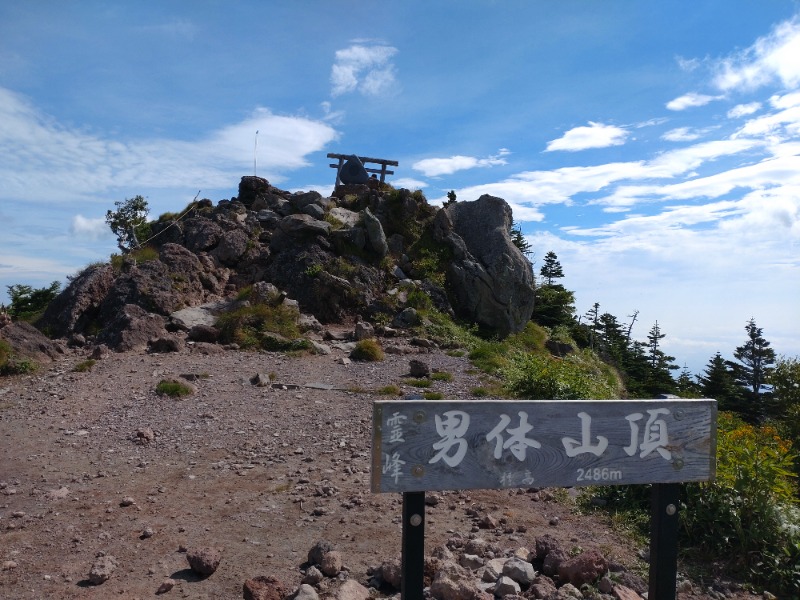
[697,352,745,413]
[540,251,564,285]
[731,318,776,421]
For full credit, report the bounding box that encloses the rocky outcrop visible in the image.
[0,321,65,363]
[435,195,535,337]
[32,175,537,349]
[37,263,116,338]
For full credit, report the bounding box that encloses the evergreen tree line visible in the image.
[530,251,789,424]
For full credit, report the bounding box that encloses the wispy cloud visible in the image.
[662,127,703,142]
[727,102,762,118]
[666,92,722,111]
[412,149,509,177]
[545,122,628,152]
[713,16,800,92]
[330,43,398,97]
[70,215,109,239]
[0,87,338,204]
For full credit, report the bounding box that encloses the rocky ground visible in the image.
[0,336,763,600]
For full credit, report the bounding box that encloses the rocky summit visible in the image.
[33,177,535,354]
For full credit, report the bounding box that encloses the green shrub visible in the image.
[501,350,617,399]
[304,264,323,277]
[681,412,799,594]
[471,387,490,397]
[377,384,403,396]
[582,412,799,596]
[236,285,253,300]
[216,303,302,350]
[0,340,38,376]
[423,392,444,400]
[155,379,194,398]
[431,371,453,382]
[350,339,385,362]
[407,378,432,388]
[6,281,61,321]
[110,246,159,272]
[72,359,97,373]
[406,289,433,311]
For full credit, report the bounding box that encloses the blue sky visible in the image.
[1,1,799,376]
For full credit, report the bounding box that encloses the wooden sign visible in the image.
[371,399,716,493]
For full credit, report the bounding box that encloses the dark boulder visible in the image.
[435,195,535,337]
[38,263,116,338]
[97,304,167,352]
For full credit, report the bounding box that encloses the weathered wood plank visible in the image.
[371,399,716,493]
[327,152,399,166]
[328,163,394,176]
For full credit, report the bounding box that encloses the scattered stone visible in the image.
[136,427,155,443]
[186,546,222,576]
[148,336,184,353]
[141,526,155,539]
[46,486,70,500]
[478,514,498,529]
[557,550,608,587]
[156,578,176,594]
[243,575,289,600]
[493,575,521,597]
[379,559,401,589]
[308,540,334,566]
[393,307,421,329]
[320,550,343,577]
[429,561,483,600]
[88,555,117,585]
[2,561,18,571]
[251,373,273,387]
[482,558,506,582]
[612,585,643,600]
[409,359,431,377]
[292,583,320,600]
[557,583,582,599]
[460,554,484,570]
[335,579,371,600]
[354,321,374,341]
[502,557,535,586]
[120,496,135,507]
[302,566,324,585]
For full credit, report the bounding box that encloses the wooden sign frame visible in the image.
[370,399,717,600]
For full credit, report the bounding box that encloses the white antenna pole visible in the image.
[254,130,259,176]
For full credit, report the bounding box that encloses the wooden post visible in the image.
[401,491,425,600]
[649,483,680,600]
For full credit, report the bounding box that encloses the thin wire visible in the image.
[132,190,201,250]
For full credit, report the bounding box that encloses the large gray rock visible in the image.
[435,195,535,337]
[430,561,484,600]
[362,207,388,257]
[38,263,116,338]
[97,304,167,352]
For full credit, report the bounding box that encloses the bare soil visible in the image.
[0,339,758,599]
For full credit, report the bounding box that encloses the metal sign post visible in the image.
[371,399,716,600]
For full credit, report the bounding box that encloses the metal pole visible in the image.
[649,483,680,600]
[401,492,425,600]
[254,130,259,176]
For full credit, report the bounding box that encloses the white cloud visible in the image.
[676,56,700,72]
[727,102,762,118]
[665,92,722,111]
[412,151,508,177]
[330,44,398,97]
[0,87,339,204]
[713,16,800,92]
[392,177,428,190]
[661,127,702,142]
[70,215,109,239]
[545,122,628,152]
